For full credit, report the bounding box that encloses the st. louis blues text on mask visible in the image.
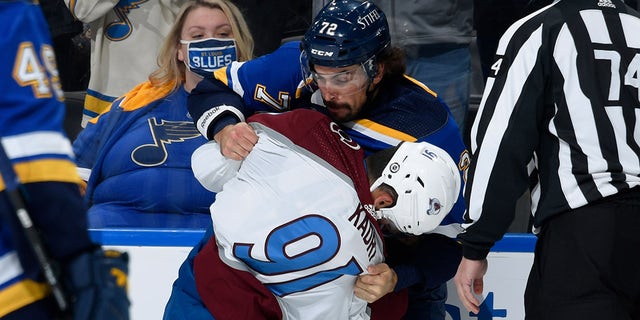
[181,38,237,78]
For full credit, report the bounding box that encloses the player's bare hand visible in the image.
[454,257,488,314]
[354,263,397,303]
[214,123,257,160]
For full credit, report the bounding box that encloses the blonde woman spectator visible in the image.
[72,0,253,228]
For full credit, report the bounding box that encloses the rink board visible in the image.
[90,227,535,320]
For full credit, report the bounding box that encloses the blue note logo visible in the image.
[106,0,148,41]
[131,117,201,166]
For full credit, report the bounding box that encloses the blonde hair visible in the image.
[149,0,254,89]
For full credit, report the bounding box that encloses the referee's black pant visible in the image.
[525,188,640,320]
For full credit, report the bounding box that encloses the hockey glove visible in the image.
[64,248,130,320]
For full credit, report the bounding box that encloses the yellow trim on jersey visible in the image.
[352,119,417,142]
[83,94,115,118]
[213,67,230,85]
[16,159,82,184]
[67,0,78,19]
[83,81,177,125]
[118,81,175,111]
[404,74,438,98]
[0,159,82,190]
[295,78,312,99]
[0,280,50,317]
[88,112,103,125]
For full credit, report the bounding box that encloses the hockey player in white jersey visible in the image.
[189,109,461,320]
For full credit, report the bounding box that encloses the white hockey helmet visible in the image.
[369,142,461,235]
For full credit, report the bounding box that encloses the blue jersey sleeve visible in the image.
[187,41,304,139]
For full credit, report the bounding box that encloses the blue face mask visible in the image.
[180,38,237,78]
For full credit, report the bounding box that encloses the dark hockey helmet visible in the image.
[301,0,391,79]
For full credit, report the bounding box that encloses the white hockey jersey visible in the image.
[192,109,385,320]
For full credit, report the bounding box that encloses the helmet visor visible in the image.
[310,65,370,97]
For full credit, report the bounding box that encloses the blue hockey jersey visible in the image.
[1,1,93,316]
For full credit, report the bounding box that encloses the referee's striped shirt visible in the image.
[459,0,640,259]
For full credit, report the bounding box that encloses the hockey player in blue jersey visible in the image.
[0,1,128,319]
[164,0,470,319]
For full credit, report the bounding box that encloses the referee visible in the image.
[454,0,640,319]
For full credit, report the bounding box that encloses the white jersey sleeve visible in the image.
[191,141,241,193]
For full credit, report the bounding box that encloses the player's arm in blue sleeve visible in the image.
[391,234,462,291]
[187,41,305,140]
[5,182,95,262]
[188,77,248,140]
